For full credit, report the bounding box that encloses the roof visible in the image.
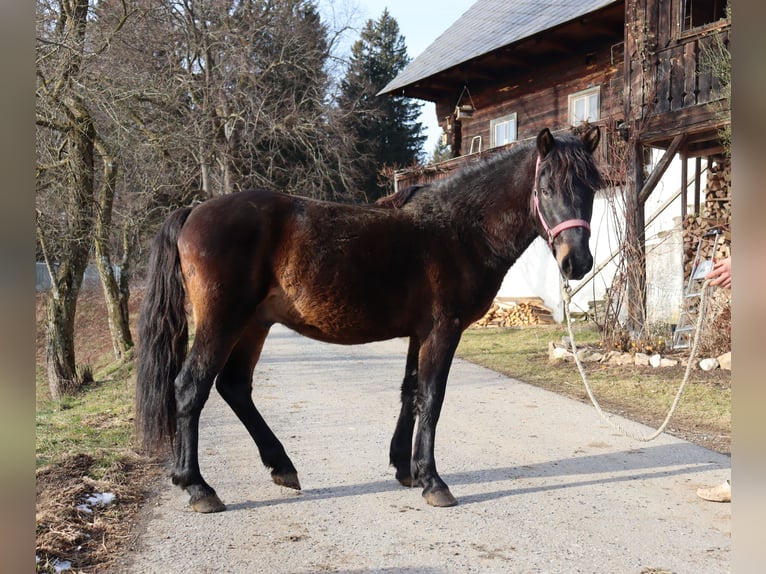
[379,0,620,97]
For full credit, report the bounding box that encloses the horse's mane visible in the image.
[374,146,527,211]
[375,184,429,209]
[373,130,602,210]
[543,135,604,196]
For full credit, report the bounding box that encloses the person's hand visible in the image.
[705,256,731,289]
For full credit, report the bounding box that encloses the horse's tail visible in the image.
[135,206,194,453]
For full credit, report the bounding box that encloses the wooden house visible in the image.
[379,0,731,326]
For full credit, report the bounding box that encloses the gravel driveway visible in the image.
[122,325,731,573]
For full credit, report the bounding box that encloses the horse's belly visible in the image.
[258,288,408,345]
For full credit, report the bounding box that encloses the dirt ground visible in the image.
[35,288,730,572]
[35,452,165,573]
[36,288,164,573]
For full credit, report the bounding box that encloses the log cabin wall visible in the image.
[625,0,730,148]
[625,0,731,287]
[398,4,627,189]
[382,0,730,332]
[436,35,624,160]
[393,0,729,191]
[444,60,623,158]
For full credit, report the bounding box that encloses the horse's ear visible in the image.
[536,128,555,158]
[581,126,601,153]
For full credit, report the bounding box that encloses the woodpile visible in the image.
[474,297,555,327]
[682,157,731,280]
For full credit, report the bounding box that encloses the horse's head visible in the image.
[532,126,601,280]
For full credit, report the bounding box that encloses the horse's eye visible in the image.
[540,186,553,198]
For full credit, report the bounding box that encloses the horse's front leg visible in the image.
[171,345,226,513]
[390,337,420,486]
[412,323,461,507]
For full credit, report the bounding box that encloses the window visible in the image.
[490,113,517,148]
[568,87,600,126]
[681,0,727,32]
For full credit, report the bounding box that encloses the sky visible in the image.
[325,0,475,155]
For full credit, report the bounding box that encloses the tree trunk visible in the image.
[93,138,134,360]
[43,100,97,398]
[94,251,134,361]
[42,216,91,400]
[45,289,80,401]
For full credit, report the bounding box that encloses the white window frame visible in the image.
[490,112,518,148]
[568,87,600,126]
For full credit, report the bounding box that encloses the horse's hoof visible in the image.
[272,471,301,490]
[191,494,226,513]
[424,488,458,507]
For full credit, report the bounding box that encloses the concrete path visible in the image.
[123,325,731,573]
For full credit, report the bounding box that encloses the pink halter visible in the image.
[532,155,590,248]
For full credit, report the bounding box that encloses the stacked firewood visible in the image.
[682,157,731,279]
[474,297,555,327]
[704,158,731,220]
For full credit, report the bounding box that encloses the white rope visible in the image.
[561,278,712,442]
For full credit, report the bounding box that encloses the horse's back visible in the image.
[175,190,433,343]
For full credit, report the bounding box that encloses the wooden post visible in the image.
[681,151,688,219]
[694,157,702,214]
[625,138,647,334]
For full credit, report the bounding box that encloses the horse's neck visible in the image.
[474,153,540,270]
[407,149,540,271]
[483,206,539,271]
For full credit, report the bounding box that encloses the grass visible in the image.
[35,290,165,573]
[35,290,139,473]
[457,322,731,454]
[35,360,137,476]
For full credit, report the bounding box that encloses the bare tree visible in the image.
[36,0,100,398]
[143,0,363,200]
[36,0,385,399]
[36,0,142,399]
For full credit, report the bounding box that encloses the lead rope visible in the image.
[560,278,712,442]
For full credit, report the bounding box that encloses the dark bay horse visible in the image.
[136,127,602,512]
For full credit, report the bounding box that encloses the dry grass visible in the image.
[36,286,165,573]
[457,323,731,454]
[35,452,164,573]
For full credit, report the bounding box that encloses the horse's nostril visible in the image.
[559,250,592,280]
[561,255,573,277]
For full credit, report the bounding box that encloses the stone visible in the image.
[717,351,731,370]
[634,352,650,367]
[649,354,662,368]
[608,352,633,366]
[699,357,719,371]
[549,343,571,362]
[659,357,678,367]
[576,349,604,363]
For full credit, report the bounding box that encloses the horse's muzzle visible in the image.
[555,233,593,280]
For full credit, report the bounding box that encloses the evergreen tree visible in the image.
[432,138,452,163]
[340,9,426,201]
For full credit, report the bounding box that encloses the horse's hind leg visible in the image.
[215,324,300,491]
[390,337,420,486]
[171,334,231,513]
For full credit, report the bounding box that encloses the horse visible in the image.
[135,126,602,513]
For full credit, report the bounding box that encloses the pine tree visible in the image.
[431,138,452,164]
[340,9,426,201]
